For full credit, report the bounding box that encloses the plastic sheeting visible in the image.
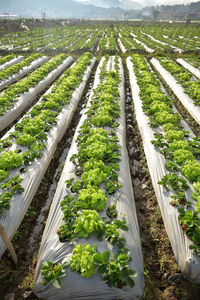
[130,33,154,53]
[141,32,169,46]
[0,57,96,258]
[127,57,200,284]
[0,56,48,91]
[36,38,63,51]
[34,56,144,300]
[177,58,200,80]
[118,38,127,53]
[0,56,24,71]
[0,56,73,132]
[151,57,200,127]
[141,32,183,53]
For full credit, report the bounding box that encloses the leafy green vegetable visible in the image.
[0,170,9,182]
[69,244,97,279]
[1,175,24,194]
[0,151,23,170]
[74,210,105,239]
[181,161,200,182]
[193,182,200,212]
[173,149,195,165]
[178,207,200,255]
[77,187,107,211]
[94,250,136,288]
[165,130,184,143]
[41,261,68,288]
[0,192,12,213]
[158,173,189,192]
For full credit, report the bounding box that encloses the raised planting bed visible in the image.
[141,32,182,53]
[0,52,95,258]
[130,33,154,53]
[177,58,200,80]
[118,38,127,53]
[127,54,200,284]
[0,54,72,132]
[34,56,144,299]
[0,55,24,71]
[0,54,48,91]
[151,57,200,127]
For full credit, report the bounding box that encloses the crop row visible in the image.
[0,55,24,72]
[34,55,144,299]
[0,54,47,91]
[0,54,42,82]
[0,55,16,66]
[118,34,144,52]
[184,57,200,70]
[177,58,200,80]
[0,54,68,117]
[0,52,95,257]
[127,54,200,283]
[0,49,200,296]
[156,57,200,106]
[0,26,81,50]
[98,32,118,52]
[151,57,200,129]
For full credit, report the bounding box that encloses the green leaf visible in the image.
[127,277,135,288]
[102,251,111,263]
[98,264,107,274]
[178,207,185,214]
[128,269,137,277]
[189,244,196,250]
[52,279,61,289]
[94,253,103,263]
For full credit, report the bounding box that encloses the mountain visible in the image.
[0,0,124,18]
[74,0,142,10]
[73,0,121,9]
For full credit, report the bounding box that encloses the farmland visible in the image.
[0,19,200,299]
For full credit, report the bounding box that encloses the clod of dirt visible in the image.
[168,273,183,283]
[4,294,15,300]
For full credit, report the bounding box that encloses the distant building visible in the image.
[0,13,18,19]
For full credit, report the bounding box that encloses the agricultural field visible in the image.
[0,20,200,299]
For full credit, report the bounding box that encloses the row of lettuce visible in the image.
[1,23,199,52]
[0,26,80,51]
[185,57,200,70]
[117,25,199,51]
[0,26,102,52]
[157,57,200,106]
[0,54,69,116]
[0,52,94,216]
[130,54,200,255]
[0,55,16,66]
[98,32,118,52]
[0,54,43,83]
[40,56,137,290]
[119,36,144,52]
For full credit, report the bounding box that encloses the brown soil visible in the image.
[0,19,62,36]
